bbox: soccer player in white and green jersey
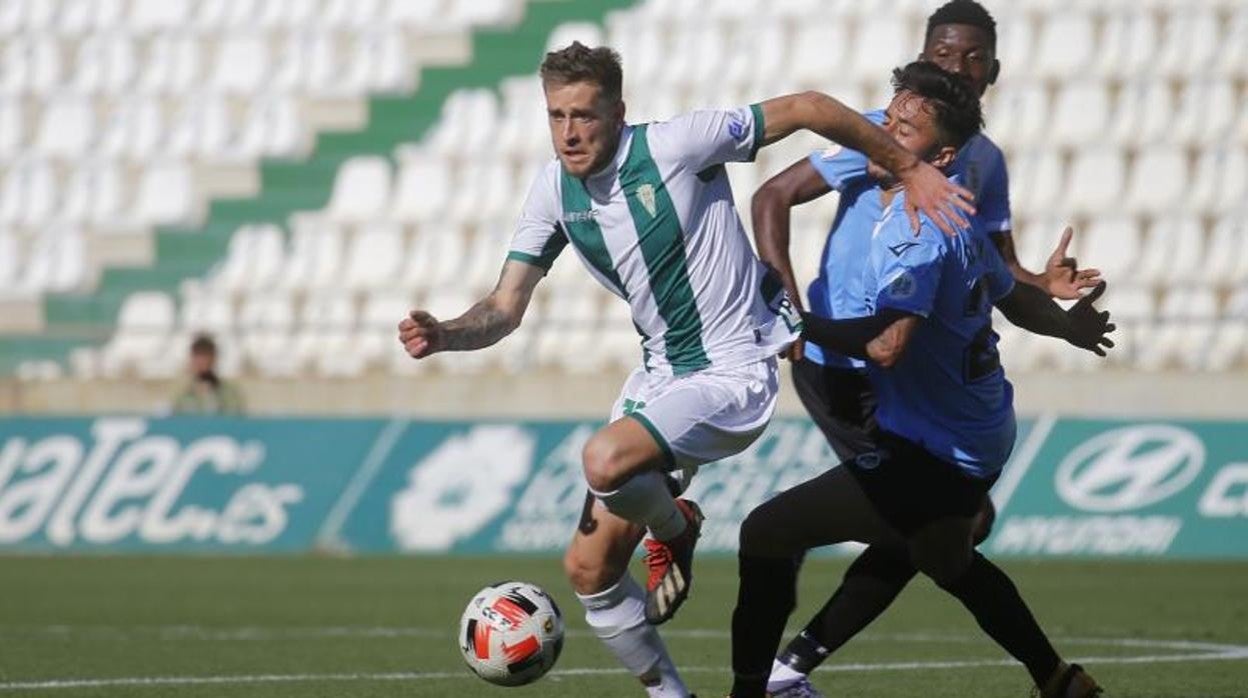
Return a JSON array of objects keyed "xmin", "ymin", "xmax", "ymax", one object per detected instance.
[{"xmin": 398, "ymin": 42, "xmax": 974, "ymax": 697}]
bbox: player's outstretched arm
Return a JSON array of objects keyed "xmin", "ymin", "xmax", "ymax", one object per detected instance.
[
  {"xmin": 398, "ymin": 260, "xmax": 545, "ymax": 359},
  {"xmin": 995, "ymin": 226, "xmax": 1103, "ymax": 300},
  {"xmin": 751, "ymin": 158, "xmax": 833, "ymax": 361},
  {"xmin": 995, "ymin": 280, "xmax": 1116, "ymax": 356},
  {"xmin": 757, "ymin": 92, "xmax": 975, "ymax": 235},
  {"xmin": 798, "ymin": 309, "xmax": 919, "ymax": 367}
]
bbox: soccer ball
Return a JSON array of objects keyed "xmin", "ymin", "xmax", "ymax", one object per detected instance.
[{"xmin": 458, "ymin": 581, "xmax": 565, "ymax": 686}]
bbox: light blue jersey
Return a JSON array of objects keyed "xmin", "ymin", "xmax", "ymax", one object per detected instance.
[
  {"xmin": 804, "ymin": 109, "xmax": 1012, "ymax": 368},
  {"xmin": 863, "ymin": 182, "xmax": 1017, "ymax": 477}
]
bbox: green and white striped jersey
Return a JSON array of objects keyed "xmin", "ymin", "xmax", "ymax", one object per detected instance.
[{"xmin": 508, "ymin": 105, "xmax": 801, "ymax": 376}]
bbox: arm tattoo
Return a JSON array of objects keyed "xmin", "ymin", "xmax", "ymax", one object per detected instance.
[{"xmin": 441, "ymin": 297, "xmax": 516, "ymax": 351}]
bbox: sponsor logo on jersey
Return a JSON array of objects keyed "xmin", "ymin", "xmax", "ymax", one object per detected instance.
[
  {"xmin": 1055, "ymin": 425, "xmax": 1205, "ymax": 513},
  {"xmin": 727, "ymin": 116, "xmax": 747, "ymax": 140},
  {"xmin": 562, "ymin": 209, "xmax": 598, "ymax": 223}
]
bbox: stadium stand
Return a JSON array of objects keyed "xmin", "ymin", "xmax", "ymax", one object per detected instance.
[{"xmin": 0, "ymin": 0, "xmax": 1245, "ymax": 392}]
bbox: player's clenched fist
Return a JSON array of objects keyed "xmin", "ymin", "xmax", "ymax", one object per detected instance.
[{"xmin": 398, "ymin": 310, "xmax": 443, "ymax": 359}]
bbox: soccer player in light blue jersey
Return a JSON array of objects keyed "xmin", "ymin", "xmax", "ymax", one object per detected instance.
[
  {"xmin": 753, "ymin": 3, "xmax": 1104, "ymax": 696},
  {"xmin": 729, "ymin": 62, "xmax": 1112, "ymax": 698}
]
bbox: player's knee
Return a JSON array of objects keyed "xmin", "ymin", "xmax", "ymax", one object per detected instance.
[
  {"xmin": 739, "ymin": 504, "xmax": 783, "ymax": 556},
  {"xmin": 912, "ymin": 546, "xmax": 972, "ymax": 588},
  {"xmin": 581, "ymin": 433, "xmax": 628, "ymax": 491}
]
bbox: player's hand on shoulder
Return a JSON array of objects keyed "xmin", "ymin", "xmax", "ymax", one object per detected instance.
[
  {"xmin": 900, "ymin": 160, "xmax": 975, "ymax": 237},
  {"xmin": 398, "ymin": 310, "xmax": 443, "ymax": 359},
  {"xmin": 1065, "ymin": 281, "xmax": 1116, "ymax": 357},
  {"xmin": 1044, "ymin": 226, "xmax": 1104, "ymax": 301}
]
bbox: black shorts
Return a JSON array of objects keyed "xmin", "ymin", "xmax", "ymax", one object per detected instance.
[
  {"xmin": 845, "ymin": 431, "xmax": 998, "ymax": 537},
  {"xmin": 791, "ymin": 357, "xmax": 878, "ymax": 460}
]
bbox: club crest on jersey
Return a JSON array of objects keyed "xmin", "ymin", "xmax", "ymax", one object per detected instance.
[
  {"xmin": 820, "ymin": 145, "xmax": 844, "ymax": 160},
  {"xmin": 885, "ymin": 271, "xmax": 917, "ymax": 300},
  {"xmin": 636, "ymin": 184, "xmax": 657, "ymax": 218}
]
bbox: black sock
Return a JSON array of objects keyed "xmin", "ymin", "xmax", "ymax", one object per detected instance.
[
  {"xmin": 731, "ymin": 553, "xmax": 798, "ymax": 698},
  {"xmin": 938, "ymin": 552, "xmax": 1062, "ymax": 686},
  {"xmin": 778, "ymin": 545, "xmax": 918, "ymax": 675}
]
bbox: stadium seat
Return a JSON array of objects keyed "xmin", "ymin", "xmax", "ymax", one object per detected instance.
[
  {"xmin": 239, "ymin": 292, "xmax": 296, "ymax": 377},
  {"xmin": 1207, "ymin": 286, "xmax": 1248, "ymax": 370},
  {"xmin": 97, "ymin": 291, "xmax": 176, "ymax": 378},
  {"xmin": 1124, "ymin": 147, "xmax": 1187, "ymax": 217},
  {"xmin": 58, "ymin": 159, "xmax": 124, "ymax": 225},
  {"xmin": 132, "ymin": 161, "xmax": 195, "ymax": 225},
  {"xmin": 0, "ymin": 157, "xmax": 56, "ymax": 226},
  {"xmin": 279, "ymin": 217, "xmax": 345, "ymax": 292},
  {"xmin": 1032, "ymin": 14, "xmax": 1095, "ymax": 80},
  {"xmin": 1155, "ymin": 9, "xmax": 1219, "ymax": 80},
  {"xmin": 1215, "ymin": 7, "xmax": 1248, "ymax": 79},
  {"xmin": 1009, "ymin": 150, "xmax": 1064, "ymax": 218},
  {"xmin": 1186, "ymin": 147, "xmax": 1247, "ymax": 217},
  {"xmin": 137, "ymin": 35, "xmax": 201, "ymax": 95},
  {"xmin": 327, "ymin": 156, "xmax": 392, "ymax": 223},
  {"xmin": 1078, "ymin": 217, "xmax": 1142, "ymax": 283},
  {"xmin": 1064, "ymin": 149, "xmax": 1125, "ymax": 216},
  {"xmin": 993, "ymin": 12, "xmax": 1035, "ymax": 80},
  {"xmin": 1101, "ymin": 284, "xmax": 1155, "ymax": 367},
  {"xmin": 390, "ymin": 158, "xmax": 452, "ymax": 224},
  {"xmin": 350, "ymin": 289, "xmax": 415, "ymax": 375},
  {"xmin": 848, "ymin": 17, "xmax": 910, "ymax": 84},
  {"xmin": 1169, "ymin": 80, "xmax": 1237, "ymax": 148},
  {"xmin": 36, "ymin": 95, "xmax": 95, "ymax": 157},
  {"xmin": 129, "ymin": 0, "xmax": 191, "ymax": 32},
  {"xmin": 983, "ymin": 83, "xmax": 1048, "ymax": 151},
  {"xmin": 342, "ymin": 222, "xmax": 405, "ymax": 292},
  {"xmin": 295, "ymin": 291, "xmax": 357, "ymax": 375},
  {"xmin": 1110, "ymin": 80, "xmax": 1174, "ymax": 148},
  {"xmin": 96, "ymin": 97, "xmax": 165, "ymax": 159},
  {"xmin": 166, "ymin": 94, "xmax": 233, "ymax": 159},
  {"xmin": 71, "ymin": 34, "xmax": 137, "ymax": 95},
  {"xmin": 1092, "ymin": 12, "xmax": 1156, "ymax": 80},
  {"xmin": 1048, "ymin": 81, "xmax": 1111, "ymax": 148},
  {"xmin": 211, "ymin": 224, "xmax": 286, "ymax": 294},
  {"xmin": 1206, "ymin": 215, "xmax": 1248, "ymax": 287},
  {"xmin": 787, "ymin": 21, "xmax": 849, "ymax": 90},
  {"xmin": 0, "ymin": 230, "xmax": 18, "ymax": 294},
  {"xmin": 1138, "ymin": 287, "xmax": 1218, "ymax": 371}
]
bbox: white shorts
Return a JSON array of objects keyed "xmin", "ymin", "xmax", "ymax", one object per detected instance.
[{"xmin": 609, "ymin": 356, "xmax": 780, "ymax": 481}]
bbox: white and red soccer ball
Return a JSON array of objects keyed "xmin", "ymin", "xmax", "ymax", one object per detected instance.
[{"xmin": 458, "ymin": 581, "xmax": 565, "ymax": 686}]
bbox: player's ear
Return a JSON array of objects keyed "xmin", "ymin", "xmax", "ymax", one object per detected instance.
[
  {"xmin": 931, "ymin": 145, "xmax": 958, "ymax": 170},
  {"xmin": 987, "ymin": 58, "xmax": 1000, "ymax": 86}
]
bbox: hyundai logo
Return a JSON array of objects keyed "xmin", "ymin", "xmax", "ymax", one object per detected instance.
[{"xmin": 1055, "ymin": 425, "xmax": 1205, "ymax": 513}]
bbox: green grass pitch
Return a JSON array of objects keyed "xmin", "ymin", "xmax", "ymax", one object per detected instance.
[{"xmin": 1, "ymin": 556, "xmax": 1246, "ymax": 697}]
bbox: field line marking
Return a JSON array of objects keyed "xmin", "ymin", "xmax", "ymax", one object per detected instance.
[
  {"xmin": 314, "ymin": 418, "xmax": 408, "ymax": 549},
  {"xmin": 991, "ymin": 412, "xmax": 1056, "ymax": 513},
  {"xmin": 7, "ymin": 625, "xmax": 1247, "ymax": 654},
  {"xmin": 2, "ymin": 647, "xmax": 1246, "ymax": 691}
]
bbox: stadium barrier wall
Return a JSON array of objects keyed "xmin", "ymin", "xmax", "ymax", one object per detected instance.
[{"xmin": 0, "ymin": 416, "xmax": 1244, "ymax": 558}]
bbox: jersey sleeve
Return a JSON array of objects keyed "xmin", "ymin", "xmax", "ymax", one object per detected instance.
[
  {"xmin": 506, "ymin": 165, "xmax": 568, "ymax": 273},
  {"xmin": 982, "ymin": 234, "xmax": 1016, "ymax": 301},
  {"xmin": 647, "ymin": 105, "xmax": 765, "ymax": 173},
  {"xmin": 807, "ymin": 146, "xmax": 867, "ymax": 192},
  {"xmin": 870, "ymin": 220, "xmax": 945, "ymax": 318},
  {"xmin": 805, "ymin": 108, "xmax": 884, "ymax": 191},
  {"xmin": 977, "ymin": 144, "xmax": 1012, "ymax": 235}
]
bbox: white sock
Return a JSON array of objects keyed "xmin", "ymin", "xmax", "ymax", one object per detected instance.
[
  {"xmin": 578, "ymin": 575, "xmax": 690, "ymax": 697},
  {"xmin": 591, "ymin": 471, "xmax": 688, "ymax": 541},
  {"xmin": 768, "ymin": 658, "xmax": 807, "ymax": 691}
]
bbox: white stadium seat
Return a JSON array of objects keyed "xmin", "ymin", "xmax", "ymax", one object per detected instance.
[
  {"xmin": 98, "ymin": 291, "xmax": 176, "ymax": 378},
  {"xmin": 342, "ymin": 222, "xmax": 405, "ymax": 292},
  {"xmin": 1124, "ymin": 148, "xmax": 1187, "ymax": 217},
  {"xmin": 327, "ymin": 156, "xmax": 392, "ymax": 223},
  {"xmin": 1032, "ymin": 14, "xmax": 1095, "ymax": 80},
  {"xmin": 132, "ymin": 161, "xmax": 195, "ymax": 225},
  {"xmin": 1048, "ymin": 81, "xmax": 1111, "ymax": 148},
  {"xmin": 36, "ymin": 95, "xmax": 95, "ymax": 157},
  {"xmin": 1064, "ymin": 149, "xmax": 1125, "ymax": 216},
  {"xmin": 1092, "ymin": 12, "xmax": 1156, "ymax": 80}
]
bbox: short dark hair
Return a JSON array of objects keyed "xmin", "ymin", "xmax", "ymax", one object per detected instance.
[
  {"xmin": 926, "ymin": 0, "xmax": 997, "ymax": 49},
  {"xmin": 891, "ymin": 61, "xmax": 983, "ymax": 149},
  {"xmin": 539, "ymin": 41, "xmax": 623, "ymax": 104},
  {"xmin": 190, "ymin": 334, "xmax": 217, "ymax": 356}
]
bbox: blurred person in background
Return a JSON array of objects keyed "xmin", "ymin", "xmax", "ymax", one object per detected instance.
[{"xmin": 171, "ymin": 334, "xmax": 244, "ymax": 416}]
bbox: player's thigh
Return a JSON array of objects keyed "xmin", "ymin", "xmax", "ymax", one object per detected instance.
[
  {"xmin": 791, "ymin": 359, "xmax": 878, "ymax": 461},
  {"xmin": 907, "ymin": 515, "xmax": 977, "ymax": 587},
  {"xmin": 564, "ymin": 492, "xmax": 647, "ymax": 594},
  {"xmin": 739, "ymin": 464, "xmax": 901, "ymax": 557}
]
